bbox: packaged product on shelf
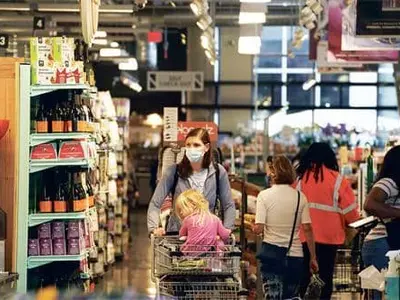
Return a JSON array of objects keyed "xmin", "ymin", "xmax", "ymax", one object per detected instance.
[
  {"xmin": 52, "ymin": 37, "xmax": 75, "ymax": 68},
  {"xmin": 52, "ymin": 222, "xmax": 66, "ymax": 239},
  {"xmin": 67, "ymin": 220, "xmax": 84, "ymax": 239},
  {"xmin": 39, "ymin": 238, "xmax": 53, "ymax": 256},
  {"xmin": 59, "ymin": 141, "xmax": 88, "ymax": 160},
  {"xmin": 30, "ymin": 37, "xmax": 56, "ymax": 85},
  {"xmin": 68, "ymin": 237, "xmax": 85, "ymax": 255},
  {"xmin": 115, "ymin": 217, "xmax": 122, "ymax": 235},
  {"xmin": 30, "ymin": 143, "xmax": 57, "ymax": 160},
  {"xmin": 35, "ymin": 105, "xmax": 48, "ymax": 133},
  {"xmin": 115, "ymin": 199, "xmax": 122, "ymax": 215},
  {"xmin": 53, "ymin": 238, "xmax": 67, "ymax": 255},
  {"xmin": 28, "ymin": 239, "xmax": 40, "ymax": 256},
  {"xmin": 39, "ymin": 189, "xmax": 52, "ymax": 213},
  {"xmin": 38, "ymin": 223, "xmax": 52, "ymax": 239},
  {"xmin": 114, "ymin": 235, "xmax": 122, "ymax": 254}
]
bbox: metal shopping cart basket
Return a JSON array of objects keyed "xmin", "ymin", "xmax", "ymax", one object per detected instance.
[
  {"xmin": 151, "ymin": 235, "xmax": 242, "ymax": 278},
  {"xmin": 151, "ymin": 235, "xmax": 245, "ymax": 299},
  {"xmin": 333, "ymin": 249, "xmax": 362, "ymax": 293}
]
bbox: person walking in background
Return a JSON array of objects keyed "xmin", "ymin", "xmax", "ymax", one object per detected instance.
[
  {"xmin": 363, "ymin": 146, "xmax": 400, "ymax": 299},
  {"xmin": 254, "ymin": 155, "xmax": 318, "ymax": 300},
  {"xmin": 147, "ymin": 128, "xmax": 235, "ymax": 236},
  {"xmin": 296, "ymin": 142, "xmax": 360, "ymax": 299}
]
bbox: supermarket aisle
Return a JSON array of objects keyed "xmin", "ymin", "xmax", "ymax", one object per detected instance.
[{"xmin": 96, "ymin": 208, "xmax": 155, "ymax": 297}]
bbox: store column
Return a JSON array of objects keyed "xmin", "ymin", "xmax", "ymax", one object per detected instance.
[
  {"xmin": 218, "ymin": 27, "xmax": 253, "ymax": 133},
  {"xmin": 186, "ymin": 26, "xmax": 215, "ymax": 121}
]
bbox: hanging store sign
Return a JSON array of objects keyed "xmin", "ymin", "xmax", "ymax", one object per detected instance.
[
  {"xmin": 33, "ymin": 16, "xmax": 46, "ymax": 30},
  {"xmin": 0, "ymin": 34, "xmax": 9, "ymax": 49},
  {"xmin": 328, "ymin": 0, "xmax": 398, "ymax": 63},
  {"xmin": 356, "ymin": 0, "xmax": 400, "ymax": 37},
  {"xmin": 147, "ymin": 71, "xmax": 204, "ymax": 92},
  {"xmin": 163, "ymin": 107, "xmax": 178, "ymax": 143},
  {"xmin": 177, "ymin": 122, "xmax": 218, "ymax": 142}
]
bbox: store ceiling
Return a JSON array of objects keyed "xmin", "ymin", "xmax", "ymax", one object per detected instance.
[{"xmin": 0, "ymin": 0, "xmax": 303, "ymax": 43}]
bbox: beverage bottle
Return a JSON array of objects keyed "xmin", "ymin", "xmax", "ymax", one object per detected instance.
[{"xmin": 36, "ymin": 104, "xmax": 48, "ymax": 133}]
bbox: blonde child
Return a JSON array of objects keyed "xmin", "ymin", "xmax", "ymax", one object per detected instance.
[{"xmin": 175, "ymin": 189, "xmax": 231, "ymax": 253}]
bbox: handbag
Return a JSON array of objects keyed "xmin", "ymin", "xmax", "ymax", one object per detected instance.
[
  {"xmin": 256, "ymin": 191, "xmax": 301, "ymax": 274},
  {"xmin": 383, "ymin": 218, "xmax": 400, "ymax": 250}
]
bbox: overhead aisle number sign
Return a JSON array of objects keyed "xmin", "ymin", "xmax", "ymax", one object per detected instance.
[{"xmin": 147, "ymin": 71, "xmax": 204, "ymax": 92}]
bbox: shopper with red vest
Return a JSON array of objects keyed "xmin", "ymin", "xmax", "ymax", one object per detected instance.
[{"xmin": 295, "ymin": 143, "xmax": 359, "ymax": 299}]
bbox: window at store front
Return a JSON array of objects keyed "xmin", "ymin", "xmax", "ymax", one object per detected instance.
[{"xmin": 253, "ymin": 26, "xmax": 399, "ymax": 140}]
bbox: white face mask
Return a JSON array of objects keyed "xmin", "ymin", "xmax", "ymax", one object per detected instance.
[{"xmin": 186, "ymin": 148, "xmax": 205, "ymax": 163}]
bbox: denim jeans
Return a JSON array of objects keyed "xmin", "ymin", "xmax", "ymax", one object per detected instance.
[
  {"xmin": 362, "ymin": 238, "xmax": 389, "ymax": 300},
  {"xmin": 260, "ymin": 256, "xmax": 303, "ymax": 300}
]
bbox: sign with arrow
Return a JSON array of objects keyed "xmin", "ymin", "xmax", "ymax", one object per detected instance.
[{"xmin": 147, "ymin": 71, "xmax": 204, "ymax": 92}]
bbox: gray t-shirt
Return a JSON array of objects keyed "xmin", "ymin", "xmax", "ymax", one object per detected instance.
[{"xmin": 188, "ymin": 168, "xmax": 208, "ymax": 194}]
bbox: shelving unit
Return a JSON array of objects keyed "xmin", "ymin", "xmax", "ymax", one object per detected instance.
[{"xmin": 16, "ymin": 65, "xmax": 97, "ymax": 293}]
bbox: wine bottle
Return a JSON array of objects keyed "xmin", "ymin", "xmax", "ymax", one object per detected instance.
[
  {"xmin": 39, "ymin": 184, "xmax": 52, "ymax": 213},
  {"xmin": 36, "ymin": 105, "xmax": 48, "ymax": 133},
  {"xmin": 86, "ymin": 173, "xmax": 94, "ymax": 207},
  {"xmin": 81, "ymin": 97, "xmax": 90, "ymax": 132},
  {"xmin": 52, "ymin": 104, "xmax": 64, "ymax": 133},
  {"xmin": 72, "ymin": 173, "xmax": 82, "ymax": 212},
  {"xmin": 47, "ymin": 106, "xmax": 53, "ymax": 133},
  {"xmin": 53, "ymin": 170, "xmax": 67, "ymax": 213}
]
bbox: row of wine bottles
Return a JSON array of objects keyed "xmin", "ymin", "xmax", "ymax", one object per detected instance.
[
  {"xmin": 31, "ymin": 168, "xmax": 95, "ymax": 214},
  {"xmin": 35, "ymin": 93, "xmax": 95, "ymax": 134}
]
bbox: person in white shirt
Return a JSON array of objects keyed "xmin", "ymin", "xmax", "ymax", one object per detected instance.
[{"xmin": 254, "ymin": 155, "xmax": 318, "ymax": 300}]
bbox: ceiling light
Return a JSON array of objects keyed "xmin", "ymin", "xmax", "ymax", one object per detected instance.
[
  {"xmin": 92, "ymin": 39, "xmax": 108, "ymax": 45},
  {"xmin": 110, "ymin": 41, "xmax": 119, "ymax": 48},
  {"xmin": 144, "ymin": 113, "xmax": 163, "ymax": 127},
  {"xmin": 118, "ymin": 58, "xmax": 138, "ymax": 71},
  {"xmin": 302, "ymin": 78, "xmax": 316, "ymax": 91},
  {"xmin": 239, "ymin": 12, "xmax": 266, "ymax": 24},
  {"xmin": 98, "ymin": 7, "xmax": 134, "ymax": 13},
  {"xmin": 100, "ymin": 48, "xmax": 122, "ymax": 57},
  {"xmin": 196, "ymin": 14, "xmax": 212, "ymax": 30},
  {"xmin": 239, "ymin": 3, "xmax": 266, "ymax": 24},
  {"xmin": 94, "ymin": 31, "xmax": 107, "ymax": 38},
  {"xmin": 238, "ymin": 36, "xmax": 261, "ymax": 55}
]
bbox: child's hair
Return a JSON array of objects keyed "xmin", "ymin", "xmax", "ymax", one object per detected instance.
[{"xmin": 175, "ymin": 189, "xmax": 211, "ymax": 226}]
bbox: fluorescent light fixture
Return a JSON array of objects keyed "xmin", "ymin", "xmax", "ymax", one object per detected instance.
[
  {"xmin": 98, "ymin": 6, "xmax": 134, "ymax": 13},
  {"xmin": 240, "ymin": 0, "xmax": 270, "ymax": 2},
  {"xmin": 118, "ymin": 58, "xmax": 138, "ymax": 71},
  {"xmin": 92, "ymin": 39, "xmax": 108, "ymax": 45},
  {"xmin": 110, "ymin": 41, "xmax": 119, "ymax": 48},
  {"xmin": 238, "ymin": 36, "xmax": 261, "ymax": 55},
  {"xmin": 196, "ymin": 15, "xmax": 212, "ymax": 30},
  {"xmin": 302, "ymin": 78, "xmax": 316, "ymax": 91},
  {"xmin": 100, "ymin": 48, "xmax": 122, "ymax": 57},
  {"xmin": 200, "ymin": 28, "xmax": 213, "ymax": 49},
  {"xmin": 94, "ymin": 31, "xmax": 107, "ymax": 38},
  {"xmin": 239, "ymin": 3, "xmax": 266, "ymax": 24},
  {"xmin": 144, "ymin": 113, "xmax": 162, "ymax": 127}
]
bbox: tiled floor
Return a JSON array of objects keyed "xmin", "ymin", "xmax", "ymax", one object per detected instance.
[{"xmin": 96, "ymin": 207, "xmax": 156, "ymax": 297}]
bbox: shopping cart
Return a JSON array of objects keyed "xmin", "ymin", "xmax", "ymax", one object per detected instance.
[
  {"xmin": 151, "ymin": 235, "xmax": 246, "ymax": 299},
  {"xmin": 333, "ymin": 249, "xmax": 362, "ymax": 293}
]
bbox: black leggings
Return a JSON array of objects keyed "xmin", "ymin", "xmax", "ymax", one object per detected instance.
[{"xmin": 300, "ymin": 243, "xmax": 338, "ymax": 300}]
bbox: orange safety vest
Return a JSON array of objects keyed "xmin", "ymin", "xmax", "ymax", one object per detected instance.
[{"xmin": 295, "ymin": 166, "xmax": 359, "ymax": 245}]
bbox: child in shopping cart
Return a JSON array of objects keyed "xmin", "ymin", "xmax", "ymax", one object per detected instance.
[{"xmin": 175, "ymin": 189, "xmax": 232, "ymax": 255}]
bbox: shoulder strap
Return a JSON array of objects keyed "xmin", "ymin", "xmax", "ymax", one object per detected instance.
[
  {"xmin": 287, "ymin": 191, "xmax": 301, "ymax": 256},
  {"xmin": 215, "ymin": 163, "xmax": 220, "ymax": 201},
  {"xmin": 170, "ymin": 165, "xmax": 179, "ymax": 199}
]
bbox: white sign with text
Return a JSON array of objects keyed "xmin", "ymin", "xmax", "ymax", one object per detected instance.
[{"xmin": 147, "ymin": 71, "xmax": 204, "ymax": 92}]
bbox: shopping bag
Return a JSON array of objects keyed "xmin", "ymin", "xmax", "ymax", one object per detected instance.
[{"xmin": 303, "ymin": 274, "xmax": 325, "ymax": 300}]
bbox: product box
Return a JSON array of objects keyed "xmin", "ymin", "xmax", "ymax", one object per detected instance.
[
  {"xmin": 68, "ymin": 237, "xmax": 85, "ymax": 255},
  {"xmin": 28, "ymin": 239, "xmax": 40, "ymax": 256},
  {"xmin": 52, "ymin": 37, "xmax": 75, "ymax": 68},
  {"xmin": 67, "ymin": 220, "xmax": 84, "ymax": 239},
  {"xmin": 52, "ymin": 222, "xmax": 66, "ymax": 239},
  {"xmin": 53, "ymin": 238, "xmax": 67, "ymax": 255},
  {"xmin": 30, "ymin": 143, "xmax": 57, "ymax": 160},
  {"xmin": 39, "ymin": 238, "xmax": 53, "ymax": 256},
  {"xmin": 30, "ymin": 37, "xmax": 55, "ymax": 85},
  {"xmin": 59, "ymin": 141, "xmax": 88, "ymax": 160},
  {"xmin": 38, "ymin": 223, "xmax": 52, "ymax": 239}
]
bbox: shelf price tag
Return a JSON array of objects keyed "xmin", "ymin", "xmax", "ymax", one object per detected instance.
[
  {"xmin": 33, "ymin": 16, "xmax": 46, "ymax": 30},
  {"xmin": 0, "ymin": 34, "xmax": 9, "ymax": 49}
]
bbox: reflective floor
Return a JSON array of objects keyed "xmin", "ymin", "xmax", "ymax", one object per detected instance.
[{"xmin": 96, "ymin": 207, "xmax": 156, "ymax": 297}]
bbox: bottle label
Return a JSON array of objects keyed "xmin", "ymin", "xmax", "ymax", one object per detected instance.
[
  {"xmin": 88, "ymin": 196, "xmax": 94, "ymax": 207},
  {"xmin": 52, "ymin": 121, "xmax": 64, "ymax": 133},
  {"xmin": 82, "ymin": 198, "xmax": 89, "ymax": 210},
  {"xmin": 73, "ymin": 200, "xmax": 82, "ymax": 212},
  {"xmin": 53, "ymin": 201, "xmax": 67, "ymax": 213},
  {"xmin": 77, "ymin": 121, "xmax": 86, "ymax": 132},
  {"xmin": 39, "ymin": 201, "xmax": 52, "ymax": 213},
  {"xmin": 65, "ymin": 120, "xmax": 73, "ymax": 132},
  {"xmin": 36, "ymin": 121, "xmax": 48, "ymax": 133}
]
